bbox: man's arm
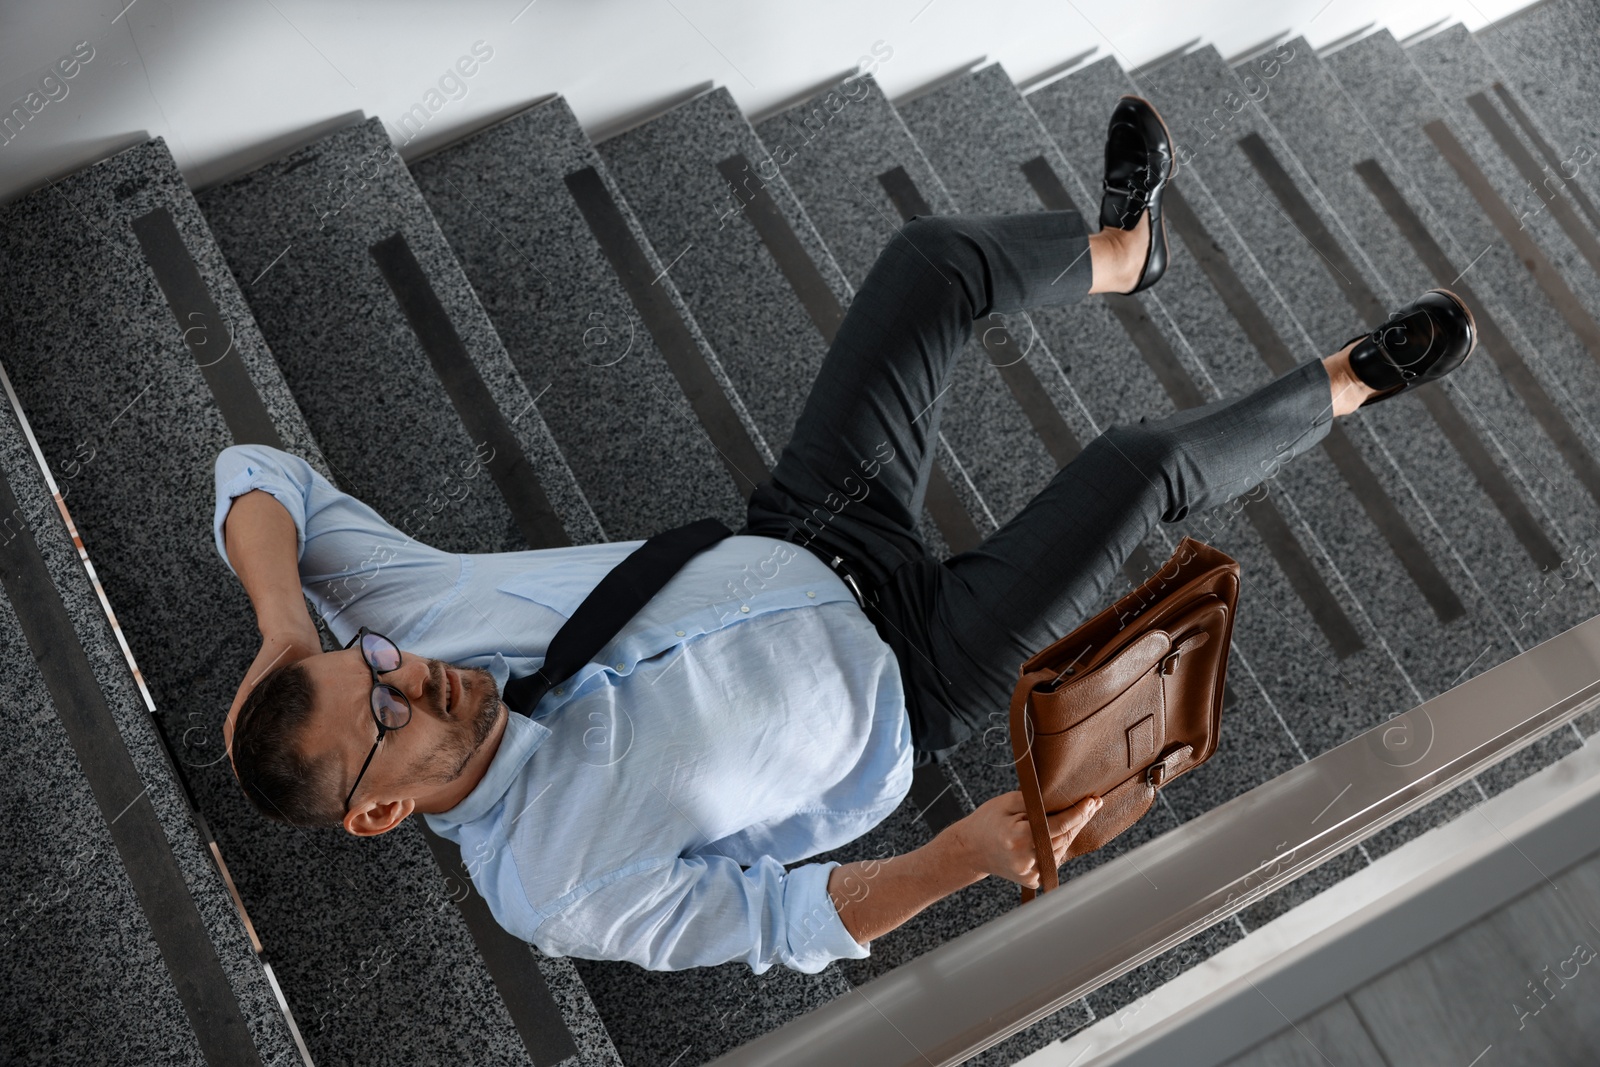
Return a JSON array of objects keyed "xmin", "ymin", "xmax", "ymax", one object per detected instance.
[
  {"xmin": 221, "ymin": 489, "xmax": 323, "ymax": 752},
  {"xmin": 827, "ymin": 790, "xmax": 1103, "ymax": 945}
]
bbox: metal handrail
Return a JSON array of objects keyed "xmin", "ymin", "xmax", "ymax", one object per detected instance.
[{"xmin": 710, "ymin": 613, "xmax": 1600, "ymax": 1067}]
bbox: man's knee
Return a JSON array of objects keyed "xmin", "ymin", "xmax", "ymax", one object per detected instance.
[
  {"xmin": 1102, "ymin": 421, "xmax": 1184, "ymax": 473},
  {"xmin": 896, "ymin": 216, "xmax": 983, "ymax": 297},
  {"xmin": 1099, "ymin": 422, "xmax": 1192, "ymax": 520}
]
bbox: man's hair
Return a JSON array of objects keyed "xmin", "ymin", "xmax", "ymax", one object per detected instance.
[{"xmin": 231, "ymin": 661, "xmax": 346, "ymax": 829}]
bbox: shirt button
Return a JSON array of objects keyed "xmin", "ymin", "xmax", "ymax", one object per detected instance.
[
  {"xmin": 615, "ymin": 662, "xmax": 625, "ymax": 671},
  {"xmin": 554, "ymin": 686, "xmax": 564, "ymax": 696},
  {"xmin": 806, "ymin": 591, "xmax": 816, "ymax": 598},
  {"xmin": 675, "ymin": 630, "xmax": 685, "ymax": 636},
  {"xmin": 740, "ymin": 604, "xmax": 750, "ymax": 613}
]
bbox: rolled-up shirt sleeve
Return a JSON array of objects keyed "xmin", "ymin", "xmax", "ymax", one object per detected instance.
[
  {"xmin": 212, "ymin": 443, "xmax": 320, "ymax": 574},
  {"xmin": 529, "ymin": 855, "xmax": 871, "ymax": 974},
  {"xmin": 212, "ymin": 443, "xmax": 456, "ymax": 635}
]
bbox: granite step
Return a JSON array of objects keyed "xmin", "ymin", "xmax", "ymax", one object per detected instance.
[
  {"xmin": 0, "ymin": 130, "xmax": 610, "ymax": 1067},
  {"xmin": 195, "ymin": 117, "xmax": 625, "ymax": 1066},
  {"xmin": 1117, "ymin": 43, "xmax": 1595, "ymax": 823},
  {"xmin": 0, "ymin": 385, "xmax": 301, "ymax": 1064},
  {"xmin": 1027, "ymin": 51, "xmax": 1529, "ymax": 880},
  {"xmin": 409, "ymin": 96, "xmax": 754, "ymax": 542},
  {"xmin": 1034, "ymin": 48, "xmax": 1490, "ymax": 927},
  {"xmin": 893, "ymin": 61, "xmax": 1462, "ymax": 1051},
  {"xmin": 595, "ymin": 86, "xmax": 971, "ymax": 562},
  {"xmin": 1405, "ymin": 24, "xmax": 1600, "ymax": 367},
  {"xmin": 1234, "ymin": 35, "xmax": 1598, "ymax": 778},
  {"xmin": 0, "ymin": 137, "xmax": 357, "ymax": 1063},
  {"xmin": 197, "ymin": 116, "xmax": 604, "ymax": 556},
  {"xmin": 1329, "ymin": 27, "xmax": 1600, "ymax": 671},
  {"xmin": 467, "ymin": 84, "xmax": 971, "ymax": 1067},
  {"xmin": 1474, "ymin": 0, "xmax": 1600, "ymax": 220}
]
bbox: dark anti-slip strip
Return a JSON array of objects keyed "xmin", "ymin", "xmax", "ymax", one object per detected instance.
[
  {"xmin": 369, "ymin": 232, "xmax": 570, "ymax": 550},
  {"xmin": 0, "ymin": 467, "xmax": 262, "ymax": 1067},
  {"xmin": 1357, "ymin": 158, "xmax": 1600, "ymax": 510},
  {"xmin": 564, "ymin": 165, "xmax": 771, "ymax": 498},
  {"xmin": 1489, "ymin": 83, "xmax": 1600, "ymax": 240},
  {"xmin": 877, "ymin": 164, "xmax": 1153, "ymax": 581},
  {"xmin": 418, "ymin": 824, "xmax": 580, "ymax": 1065},
  {"xmin": 1424, "ymin": 119, "xmax": 1600, "ymax": 359},
  {"xmin": 717, "ymin": 154, "xmax": 846, "ymax": 342},
  {"xmin": 1237, "ymin": 131, "xmax": 1562, "ymax": 573},
  {"xmin": 130, "ymin": 207, "xmax": 283, "ymax": 450},
  {"xmin": 713, "ymin": 153, "xmax": 982, "ymax": 559},
  {"xmin": 1466, "ymin": 93, "xmax": 1600, "ymax": 281},
  {"xmin": 1019, "ymin": 156, "xmax": 1350, "ymax": 629},
  {"xmin": 1161, "ymin": 183, "xmax": 1465, "ymax": 624}
]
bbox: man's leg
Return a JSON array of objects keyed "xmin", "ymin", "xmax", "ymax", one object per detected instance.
[
  {"xmin": 741, "ymin": 211, "xmax": 1096, "ymax": 586},
  {"xmin": 890, "ymin": 355, "xmax": 1337, "ymax": 761}
]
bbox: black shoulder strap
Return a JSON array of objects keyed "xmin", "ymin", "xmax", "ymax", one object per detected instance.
[{"xmin": 501, "ymin": 517, "xmax": 733, "ymax": 717}]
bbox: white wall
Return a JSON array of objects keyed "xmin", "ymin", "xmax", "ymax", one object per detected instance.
[{"xmin": 0, "ymin": 0, "xmax": 1538, "ymax": 204}]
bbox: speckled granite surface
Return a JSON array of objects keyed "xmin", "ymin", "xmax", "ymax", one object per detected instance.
[
  {"xmin": 1243, "ymin": 37, "xmax": 1592, "ymax": 774},
  {"xmin": 197, "ymin": 115, "xmax": 603, "ymax": 555},
  {"xmin": 1407, "ymin": 24, "xmax": 1600, "ymax": 330},
  {"xmin": 1476, "ymin": 0, "xmax": 1600, "ymax": 215},
  {"xmin": 1117, "ymin": 42, "xmax": 1586, "ymax": 698},
  {"xmin": 1025, "ymin": 53, "xmax": 1545, "ymax": 924},
  {"xmin": 596, "ymin": 87, "xmax": 841, "ymax": 461},
  {"xmin": 1328, "ymin": 27, "xmax": 1600, "ymax": 748},
  {"xmin": 411, "ymin": 97, "xmax": 749, "ymax": 541},
  {"xmin": 592, "ymin": 87, "xmax": 959, "ymax": 553},
  {"xmin": 0, "ymin": 136, "xmax": 543, "ymax": 1067},
  {"xmin": 0, "ymin": 405, "xmax": 295, "ymax": 1065}
]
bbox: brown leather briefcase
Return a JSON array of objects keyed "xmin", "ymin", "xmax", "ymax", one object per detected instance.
[{"xmin": 1008, "ymin": 537, "xmax": 1240, "ymax": 903}]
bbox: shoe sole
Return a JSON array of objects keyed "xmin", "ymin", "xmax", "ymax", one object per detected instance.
[{"xmin": 1426, "ymin": 287, "xmax": 1479, "ymax": 361}]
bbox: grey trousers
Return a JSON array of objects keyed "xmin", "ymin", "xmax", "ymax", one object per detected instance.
[{"xmin": 739, "ymin": 211, "xmax": 1334, "ymax": 767}]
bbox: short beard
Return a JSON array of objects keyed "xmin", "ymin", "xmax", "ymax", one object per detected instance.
[{"xmin": 415, "ymin": 663, "xmax": 501, "ymax": 786}]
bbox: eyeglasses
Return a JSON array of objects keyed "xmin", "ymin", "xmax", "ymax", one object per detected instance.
[{"xmin": 343, "ymin": 627, "xmax": 413, "ymax": 813}]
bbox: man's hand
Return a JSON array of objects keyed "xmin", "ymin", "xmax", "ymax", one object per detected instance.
[
  {"xmin": 222, "ymin": 625, "xmax": 324, "ymax": 763},
  {"xmin": 945, "ymin": 790, "xmax": 1102, "ymax": 890}
]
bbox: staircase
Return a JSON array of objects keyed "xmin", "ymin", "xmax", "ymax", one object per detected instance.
[{"xmin": 4, "ymin": 2, "xmax": 1600, "ymax": 1062}]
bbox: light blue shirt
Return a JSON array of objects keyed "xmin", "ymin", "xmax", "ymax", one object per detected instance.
[{"xmin": 213, "ymin": 443, "xmax": 914, "ymax": 973}]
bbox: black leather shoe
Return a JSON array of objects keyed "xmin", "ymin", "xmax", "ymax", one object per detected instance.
[
  {"xmin": 1100, "ymin": 95, "xmax": 1177, "ymax": 294},
  {"xmin": 1346, "ymin": 289, "xmax": 1477, "ymax": 408}
]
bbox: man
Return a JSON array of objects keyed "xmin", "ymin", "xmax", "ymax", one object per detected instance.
[{"xmin": 220, "ymin": 97, "xmax": 1476, "ymax": 974}]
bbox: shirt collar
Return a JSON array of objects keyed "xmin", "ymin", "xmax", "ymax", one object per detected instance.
[{"xmin": 425, "ymin": 654, "xmax": 549, "ymax": 828}]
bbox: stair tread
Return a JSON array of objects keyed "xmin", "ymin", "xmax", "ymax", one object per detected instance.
[
  {"xmin": 1246, "ymin": 37, "xmax": 1600, "ymax": 646},
  {"xmin": 1324, "ymin": 29, "xmax": 1600, "ymax": 696},
  {"xmin": 0, "ymin": 137, "xmax": 314, "ymax": 1067},
  {"xmin": 0, "ymin": 413, "xmax": 295, "ymax": 1065},
  {"xmin": 1402, "ymin": 25, "xmax": 1600, "ymax": 362},
  {"xmin": 1133, "ymin": 44, "xmax": 1598, "ymax": 656},
  {"xmin": 197, "ymin": 116, "xmax": 603, "ymax": 554},
  {"xmin": 196, "ymin": 118, "xmax": 624, "ymax": 1066},
  {"xmin": 411, "ymin": 97, "xmax": 752, "ymax": 541},
  {"xmin": 1475, "ymin": 0, "xmax": 1600, "ymax": 213},
  {"xmin": 1026, "ymin": 53, "xmax": 1532, "ymax": 924}
]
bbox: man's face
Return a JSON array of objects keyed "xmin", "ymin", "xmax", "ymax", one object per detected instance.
[{"xmin": 296, "ymin": 643, "xmax": 502, "ymax": 821}]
